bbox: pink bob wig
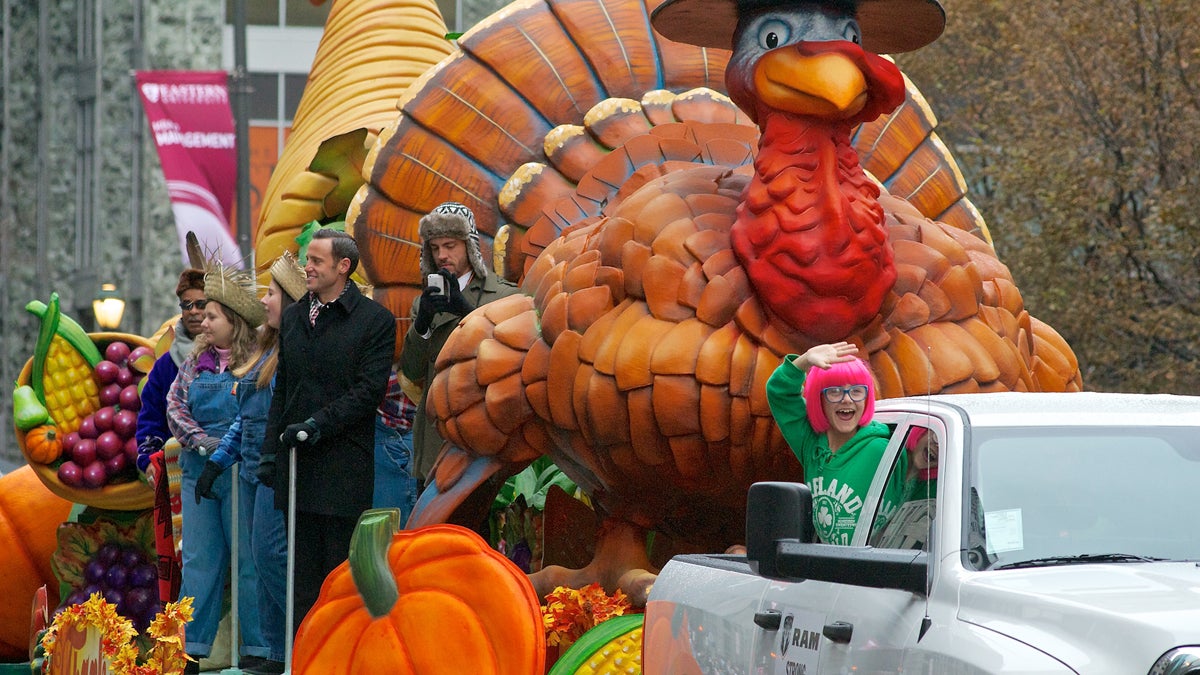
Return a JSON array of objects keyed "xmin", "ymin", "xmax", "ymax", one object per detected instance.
[
  {"xmin": 802, "ymin": 358, "xmax": 877, "ymax": 433},
  {"xmin": 905, "ymin": 426, "xmax": 929, "ymax": 451}
]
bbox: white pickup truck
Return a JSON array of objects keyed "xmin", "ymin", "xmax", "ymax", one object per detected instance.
[{"xmin": 643, "ymin": 392, "xmax": 1200, "ymax": 675}]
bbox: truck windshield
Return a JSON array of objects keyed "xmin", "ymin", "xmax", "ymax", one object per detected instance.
[{"xmin": 964, "ymin": 426, "xmax": 1200, "ymax": 571}]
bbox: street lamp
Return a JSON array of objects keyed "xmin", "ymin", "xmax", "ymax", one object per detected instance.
[{"xmin": 93, "ymin": 283, "xmax": 126, "ymax": 330}]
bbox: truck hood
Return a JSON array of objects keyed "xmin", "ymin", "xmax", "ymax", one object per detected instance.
[{"xmin": 957, "ymin": 563, "xmax": 1200, "ymax": 672}]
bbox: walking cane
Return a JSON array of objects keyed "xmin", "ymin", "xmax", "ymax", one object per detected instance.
[
  {"xmin": 283, "ymin": 432, "xmax": 304, "ymax": 674},
  {"xmin": 223, "ymin": 462, "xmax": 242, "ymax": 674}
]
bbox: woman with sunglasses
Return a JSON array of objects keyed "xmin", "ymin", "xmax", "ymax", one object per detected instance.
[
  {"xmin": 135, "ymin": 268, "xmax": 208, "ymax": 482},
  {"xmin": 766, "ymin": 341, "xmax": 906, "ymax": 545}
]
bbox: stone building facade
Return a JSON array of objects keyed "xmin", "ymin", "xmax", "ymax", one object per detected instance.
[
  {"xmin": 0, "ymin": 0, "xmax": 225, "ymax": 466},
  {"xmin": 0, "ymin": 0, "xmax": 508, "ymax": 468}
]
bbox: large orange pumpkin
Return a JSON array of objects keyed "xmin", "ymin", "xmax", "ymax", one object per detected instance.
[
  {"xmin": 293, "ymin": 510, "xmax": 545, "ymax": 674},
  {"xmin": 0, "ymin": 465, "xmax": 73, "ymax": 661}
]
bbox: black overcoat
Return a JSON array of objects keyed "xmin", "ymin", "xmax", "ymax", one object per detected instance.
[{"xmin": 263, "ymin": 282, "xmax": 395, "ymax": 516}]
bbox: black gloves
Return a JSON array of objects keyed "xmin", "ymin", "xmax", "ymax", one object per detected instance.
[
  {"xmin": 256, "ymin": 458, "xmax": 275, "ymax": 488},
  {"xmin": 280, "ymin": 418, "xmax": 319, "ymax": 447},
  {"xmin": 414, "ymin": 269, "xmax": 476, "ymax": 335},
  {"xmin": 195, "ymin": 460, "xmax": 223, "ymax": 504},
  {"xmin": 413, "ymin": 286, "xmax": 442, "ymax": 335},
  {"xmin": 439, "ymin": 268, "xmax": 475, "ymax": 318}
]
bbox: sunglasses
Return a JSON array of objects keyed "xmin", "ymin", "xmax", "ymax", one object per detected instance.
[
  {"xmin": 822, "ymin": 385, "xmax": 869, "ymax": 403},
  {"xmin": 179, "ymin": 299, "xmax": 209, "ymax": 311}
]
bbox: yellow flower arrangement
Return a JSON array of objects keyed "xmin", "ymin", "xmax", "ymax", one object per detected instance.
[
  {"xmin": 541, "ymin": 583, "xmax": 634, "ymax": 649},
  {"xmin": 41, "ymin": 593, "xmax": 194, "ymax": 675}
]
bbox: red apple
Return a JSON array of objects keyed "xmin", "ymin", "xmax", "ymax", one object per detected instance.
[
  {"xmin": 58, "ymin": 461, "xmax": 84, "ymax": 487},
  {"xmin": 96, "ymin": 431, "xmax": 124, "ymax": 460},
  {"xmin": 94, "ymin": 360, "xmax": 120, "ymax": 385},
  {"xmin": 116, "ymin": 367, "xmax": 136, "ymax": 388},
  {"xmin": 93, "ymin": 406, "xmax": 115, "ymax": 433},
  {"xmin": 104, "ymin": 341, "xmax": 131, "ymax": 365},
  {"xmin": 113, "ymin": 409, "xmax": 138, "ymax": 439},
  {"xmin": 104, "ymin": 453, "xmax": 128, "ymax": 481},
  {"xmin": 128, "ymin": 347, "xmax": 155, "ymax": 373},
  {"xmin": 82, "ymin": 461, "xmax": 108, "ymax": 488},
  {"xmin": 77, "ymin": 416, "xmax": 98, "ymax": 440},
  {"xmin": 99, "ymin": 383, "xmax": 122, "ymax": 407},
  {"xmin": 72, "ymin": 438, "xmax": 97, "ymax": 466},
  {"xmin": 118, "ymin": 385, "xmax": 141, "ymax": 413}
]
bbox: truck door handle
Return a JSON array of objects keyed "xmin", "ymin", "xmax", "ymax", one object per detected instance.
[
  {"xmin": 823, "ymin": 621, "xmax": 853, "ymax": 643},
  {"xmin": 753, "ymin": 610, "xmax": 782, "ymax": 630}
]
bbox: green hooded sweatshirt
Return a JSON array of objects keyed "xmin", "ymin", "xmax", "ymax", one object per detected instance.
[{"xmin": 767, "ymin": 355, "xmax": 905, "ymax": 545}]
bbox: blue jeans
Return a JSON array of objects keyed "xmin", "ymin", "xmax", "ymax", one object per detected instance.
[
  {"xmin": 179, "ymin": 452, "xmax": 266, "ymax": 657},
  {"xmin": 373, "ymin": 417, "xmax": 417, "ymax": 526},
  {"xmin": 251, "ymin": 481, "xmax": 287, "ymax": 661},
  {"xmin": 178, "ymin": 368, "xmax": 266, "ymax": 658}
]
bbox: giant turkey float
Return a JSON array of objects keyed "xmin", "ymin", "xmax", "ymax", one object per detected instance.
[{"xmin": 3, "ymin": 0, "xmax": 1082, "ymax": 671}]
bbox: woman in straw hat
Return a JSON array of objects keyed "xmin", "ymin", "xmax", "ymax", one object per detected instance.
[
  {"xmin": 166, "ymin": 262, "xmax": 269, "ymax": 673},
  {"xmin": 191, "ymin": 252, "xmax": 307, "ymax": 675}
]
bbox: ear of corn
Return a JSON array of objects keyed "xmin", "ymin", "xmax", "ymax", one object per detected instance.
[
  {"xmin": 42, "ymin": 334, "xmax": 101, "ymax": 433},
  {"xmin": 25, "ymin": 295, "xmax": 102, "ymax": 433},
  {"xmin": 549, "ymin": 614, "xmax": 644, "ymax": 675},
  {"xmin": 25, "ymin": 299, "xmax": 103, "ymax": 366}
]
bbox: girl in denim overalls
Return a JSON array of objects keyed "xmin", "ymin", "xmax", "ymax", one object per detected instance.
[
  {"xmin": 191, "ymin": 253, "xmax": 306, "ymax": 674},
  {"xmin": 166, "ymin": 264, "xmax": 268, "ymax": 671}
]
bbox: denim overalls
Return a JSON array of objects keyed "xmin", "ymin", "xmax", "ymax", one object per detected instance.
[
  {"xmin": 234, "ymin": 364, "xmax": 287, "ymax": 662},
  {"xmin": 177, "ymin": 364, "xmax": 267, "ymax": 659}
]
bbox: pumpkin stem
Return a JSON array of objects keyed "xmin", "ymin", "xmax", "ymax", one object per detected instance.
[{"xmin": 348, "ymin": 508, "xmax": 401, "ymax": 618}]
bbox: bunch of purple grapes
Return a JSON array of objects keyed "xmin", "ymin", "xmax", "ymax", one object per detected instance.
[
  {"xmin": 59, "ymin": 541, "xmax": 161, "ymax": 632},
  {"xmin": 57, "ymin": 341, "xmax": 153, "ymax": 489}
]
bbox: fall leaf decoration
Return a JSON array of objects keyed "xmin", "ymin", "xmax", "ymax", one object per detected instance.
[
  {"xmin": 541, "ymin": 583, "xmax": 634, "ymax": 650},
  {"xmin": 41, "ymin": 594, "xmax": 193, "ymax": 675}
]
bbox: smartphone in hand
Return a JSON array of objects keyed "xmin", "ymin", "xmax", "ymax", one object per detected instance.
[{"xmin": 427, "ymin": 273, "xmax": 446, "ymax": 295}]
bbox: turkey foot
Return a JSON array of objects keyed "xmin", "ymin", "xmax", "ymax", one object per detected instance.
[{"xmin": 530, "ymin": 517, "xmax": 659, "ymax": 607}]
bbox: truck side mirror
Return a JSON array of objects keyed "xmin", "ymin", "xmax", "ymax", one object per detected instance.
[{"xmin": 746, "ymin": 481, "xmax": 815, "ymax": 578}]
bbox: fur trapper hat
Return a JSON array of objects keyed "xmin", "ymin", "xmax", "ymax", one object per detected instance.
[
  {"xmin": 269, "ymin": 251, "xmax": 308, "ymax": 302},
  {"xmin": 417, "ymin": 202, "xmax": 488, "ymax": 281},
  {"xmin": 203, "ymin": 262, "xmax": 266, "ymax": 328},
  {"xmin": 175, "ymin": 269, "xmax": 205, "ymax": 298}
]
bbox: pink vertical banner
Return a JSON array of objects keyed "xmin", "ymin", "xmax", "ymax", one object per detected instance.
[{"xmin": 136, "ymin": 70, "xmax": 243, "ymax": 269}]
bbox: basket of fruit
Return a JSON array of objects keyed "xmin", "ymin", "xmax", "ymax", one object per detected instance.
[{"xmin": 14, "ymin": 293, "xmax": 156, "ymax": 511}]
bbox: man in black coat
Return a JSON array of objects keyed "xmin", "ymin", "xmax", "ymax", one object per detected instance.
[{"xmin": 259, "ymin": 228, "xmax": 395, "ymax": 633}]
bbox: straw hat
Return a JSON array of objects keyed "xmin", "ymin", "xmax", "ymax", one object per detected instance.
[
  {"xmin": 651, "ymin": 0, "xmax": 945, "ymax": 54},
  {"xmin": 203, "ymin": 262, "xmax": 266, "ymax": 328},
  {"xmin": 269, "ymin": 251, "xmax": 308, "ymax": 302}
]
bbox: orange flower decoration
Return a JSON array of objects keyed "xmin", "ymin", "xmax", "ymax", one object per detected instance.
[
  {"xmin": 43, "ymin": 594, "xmax": 194, "ymax": 675},
  {"xmin": 541, "ymin": 583, "xmax": 634, "ymax": 648}
]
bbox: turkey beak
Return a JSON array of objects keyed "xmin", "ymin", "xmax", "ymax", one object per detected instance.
[{"xmin": 753, "ymin": 46, "xmax": 869, "ymax": 119}]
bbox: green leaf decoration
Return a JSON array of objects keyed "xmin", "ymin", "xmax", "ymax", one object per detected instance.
[{"xmin": 295, "ymin": 219, "xmax": 347, "ymax": 265}]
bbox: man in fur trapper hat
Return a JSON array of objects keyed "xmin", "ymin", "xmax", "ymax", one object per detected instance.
[{"xmin": 400, "ymin": 201, "xmax": 521, "ymax": 483}]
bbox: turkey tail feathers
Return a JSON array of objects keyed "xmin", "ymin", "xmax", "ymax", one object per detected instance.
[
  {"xmin": 853, "ymin": 73, "xmax": 992, "ymax": 245},
  {"xmin": 350, "ymin": 0, "xmax": 731, "ymax": 304}
]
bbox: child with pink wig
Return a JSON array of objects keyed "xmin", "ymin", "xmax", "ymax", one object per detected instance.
[{"xmin": 766, "ymin": 342, "xmax": 906, "ymax": 545}]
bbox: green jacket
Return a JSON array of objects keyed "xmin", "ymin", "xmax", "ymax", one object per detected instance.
[
  {"xmin": 400, "ymin": 272, "xmax": 521, "ymax": 481},
  {"xmin": 766, "ymin": 355, "xmax": 905, "ymax": 545}
]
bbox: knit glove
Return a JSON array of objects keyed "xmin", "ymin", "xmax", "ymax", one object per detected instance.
[
  {"xmin": 194, "ymin": 460, "xmax": 223, "ymax": 504},
  {"xmin": 280, "ymin": 418, "xmax": 320, "ymax": 447},
  {"xmin": 195, "ymin": 435, "xmax": 221, "ymax": 456},
  {"xmin": 439, "ymin": 268, "xmax": 475, "ymax": 318},
  {"xmin": 413, "ymin": 286, "xmax": 447, "ymax": 335}
]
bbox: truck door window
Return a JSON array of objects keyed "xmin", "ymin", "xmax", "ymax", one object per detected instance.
[{"xmin": 869, "ymin": 426, "xmax": 939, "ymax": 551}]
